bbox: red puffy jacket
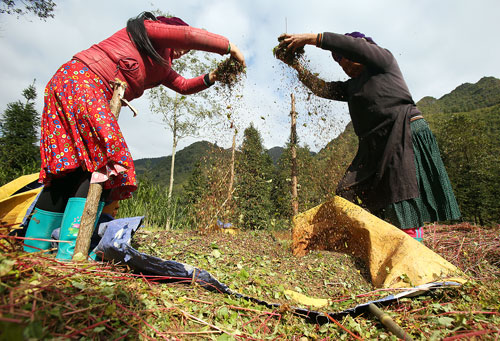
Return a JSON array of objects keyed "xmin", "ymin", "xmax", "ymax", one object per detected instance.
[{"xmin": 74, "ymin": 20, "xmax": 229, "ymax": 101}]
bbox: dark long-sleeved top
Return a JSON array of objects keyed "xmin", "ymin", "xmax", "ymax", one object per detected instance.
[{"xmin": 317, "ymin": 32, "xmax": 422, "ymax": 211}]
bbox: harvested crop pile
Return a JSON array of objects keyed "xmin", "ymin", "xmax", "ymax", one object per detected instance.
[
  {"xmin": 214, "ymin": 57, "xmax": 245, "ymax": 86},
  {"xmin": 273, "ymin": 35, "xmax": 305, "ymax": 66},
  {"xmin": 273, "ymin": 35, "xmax": 329, "ymax": 97},
  {"xmin": 134, "ymin": 229, "xmax": 376, "ymax": 312}
]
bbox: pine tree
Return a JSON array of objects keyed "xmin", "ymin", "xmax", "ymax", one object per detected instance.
[
  {"xmin": 182, "ymin": 160, "xmax": 208, "ymax": 206},
  {"xmin": 235, "ymin": 124, "xmax": 273, "ymax": 230},
  {"xmin": 0, "ymin": 82, "xmax": 40, "ymax": 184},
  {"xmin": 181, "ymin": 150, "xmax": 236, "ymax": 230},
  {"xmin": 271, "ymin": 154, "xmax": 292, "ymax": 218}
]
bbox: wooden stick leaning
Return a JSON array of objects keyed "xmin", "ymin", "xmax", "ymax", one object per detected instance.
[{"xmin": 72, "ymin": 79, "xmax": 128, "ymax": 261}]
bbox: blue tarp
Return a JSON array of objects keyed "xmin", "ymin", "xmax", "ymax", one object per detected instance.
[{"xmin": 95, "ymin": 217, "xmax": 462, "ymax": 323}]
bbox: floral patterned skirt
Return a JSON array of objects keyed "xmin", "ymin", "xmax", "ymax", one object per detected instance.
[{"xmin": 39, "ymin": 60, "xmax": 137, "ymax": 200}]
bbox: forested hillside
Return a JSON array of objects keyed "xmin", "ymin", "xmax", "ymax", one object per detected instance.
[
  {"xmin": 418, "ymin": 76, "xmax": 500, "ymax": 114},
  {"xmin": 132, "ymin": 77, "xmax": 500, "ymax": 225},
  {"xmin": 134, "ymin": 142, "xmax": 285, "ymax": 194},
  {"xmin": 267, "ymin": 146, "xmax": 285, "ymax": 165},
  {"xmin": 422, "ymin": 77, "xmax": 500, "ymax": 224},
  {"xmin": 134, "ymin": 141, "xmax": 228, "ymax": 193}
]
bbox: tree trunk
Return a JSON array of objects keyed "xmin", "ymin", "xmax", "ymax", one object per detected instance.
[
  {"xmin": 165, "ymin": 96, "xmax": 180, "ymax": 231},
  {"xmin": 168, "ymin": 139, "xmax": 177, "ymax": 200},
  {"xmin": 165, "ymin": 138, "xmax": 177, "ymax": 230},
  {"xmin": 290, "ymin": 93, "xmax": 298, "ymax": 216}
]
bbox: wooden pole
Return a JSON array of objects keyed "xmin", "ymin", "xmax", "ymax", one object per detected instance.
[
  {"xmin": 368, "ymin": 304, "xmax": 414, "ymax": 340},
  {"xmin": 227, "ymin": 122, "xmax": 236, "ymax": 202},
  {"xmin": 290, "ymin": 93, "xmax": 298, "ymax": 216},
  {"xmin": 72, "ymin": 79, "xmax": 127, "ymax": 261}
]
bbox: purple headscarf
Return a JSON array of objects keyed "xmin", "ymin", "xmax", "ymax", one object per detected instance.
[
  {"xmin": 157, "ymin": 16, "xmax": 189, "ymax": 26},
  {"xmin": 331, "ymin": 31, "xmax": 376, "ymax": 62}
]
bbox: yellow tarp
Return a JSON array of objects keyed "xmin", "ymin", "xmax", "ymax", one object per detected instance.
[
  {"xmin": 292, "ymin": 196, "xmax": 466, "ymax": 288},
  {"xmin": 0, "ymin": 173, "xmax": 42, "ymax": 228}
]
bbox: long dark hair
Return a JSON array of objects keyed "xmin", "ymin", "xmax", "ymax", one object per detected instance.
[{"xmin": 126, "ymin": 12, "xmax": 166, "ymax": 65}]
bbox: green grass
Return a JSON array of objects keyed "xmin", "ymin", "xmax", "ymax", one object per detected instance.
[{"xmin": 1, "ymin": 223, "xmax": 499, "ymax": 339}]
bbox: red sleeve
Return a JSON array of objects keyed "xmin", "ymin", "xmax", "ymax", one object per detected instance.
[
  {"xmin": 145, "ymin": 21, "xmax": 229, "ymax": 55},
  {"xmin": 162, "ymin": 68, "xmax": 208, "ymax": 95}
]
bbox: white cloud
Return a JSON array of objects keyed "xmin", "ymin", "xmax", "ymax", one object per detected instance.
[{"xmin": 1, "ymin": 0, "xmax": 500, "ymax": 159}]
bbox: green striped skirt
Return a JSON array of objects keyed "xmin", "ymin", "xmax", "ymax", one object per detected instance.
[{"xmin": 376, "ymin": 119, "xmax": 461, "ymax": 230}]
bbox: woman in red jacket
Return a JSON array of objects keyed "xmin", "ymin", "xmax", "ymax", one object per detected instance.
[{"xmin": 24, "ymin": 12, "xmax": 245, "ymax": 256}]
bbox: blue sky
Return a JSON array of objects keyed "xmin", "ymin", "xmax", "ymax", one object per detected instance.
[{"xmin": 1, "ymin": 0, "xmax": 499, "ymax": 159}]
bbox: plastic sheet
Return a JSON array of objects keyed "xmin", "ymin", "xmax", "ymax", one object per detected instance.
[{"xmin": 96, "ymin": 217, "xmax": 464, "ymax": 323}]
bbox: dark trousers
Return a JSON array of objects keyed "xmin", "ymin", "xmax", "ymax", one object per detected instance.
[{"xmin": 35, "ymin": 168, "xmax": 109, "ymax": 213}]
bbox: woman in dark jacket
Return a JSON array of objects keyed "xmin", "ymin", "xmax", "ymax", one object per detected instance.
[{"xmin": 278, "ymin": 31, "xmax": 460, "ymax": 241}]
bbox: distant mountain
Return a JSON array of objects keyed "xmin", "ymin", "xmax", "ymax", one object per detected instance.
[
  {"xmin": 417, "ymin": 77, "xmax": 500, "ymax": 137},
  {"xmin": 417, "ymin": 76, "xmax": 500, "ymax": 114},
  {"xmin": 267, "ymin": 146, "xmax": 285, "ymax": 165},
  {"xmin": 134, "ymin": 141, "xmax": 226, "ymax": 192},
  {"xmin": 133, "ymin": 141, "xmax": 285, "ymax": 192}
]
